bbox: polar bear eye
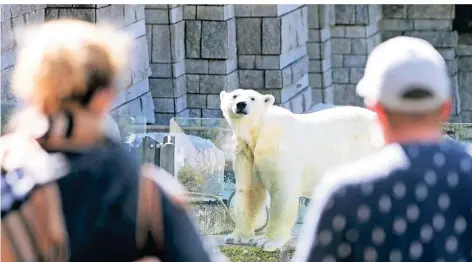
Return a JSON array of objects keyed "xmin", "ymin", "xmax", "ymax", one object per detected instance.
[
  {"xmin": 233, "ymin": 95, "xmax": 238, "ymax": 99},
  {"xmin": 250, "ymin": 97, "xmax": 255, "ymax": 101}
]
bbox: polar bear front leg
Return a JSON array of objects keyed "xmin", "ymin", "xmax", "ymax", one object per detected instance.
[
  {"xmin": 225, "ymin": 145, "xmax": 267, "ymax": 245},
  {"xmin": 255, "ymin": 167, "xmax": 301, "ymax": 252}
]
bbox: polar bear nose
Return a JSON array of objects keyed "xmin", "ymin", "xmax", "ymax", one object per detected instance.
[{"xmin": 236, "ymin": 101, "xmax": 247, "ymax": 110}]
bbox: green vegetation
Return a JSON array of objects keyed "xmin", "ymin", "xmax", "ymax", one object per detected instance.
[
  {"xmin": 220, "ymin": 245, "xmax": 284, "ymax": 262},
  {"xmin": 177, "ymin": 166, "xmax": 206, "ymax": 192}
]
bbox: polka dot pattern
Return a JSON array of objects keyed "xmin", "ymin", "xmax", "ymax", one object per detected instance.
[{"xmin": 299, "ymin": 141, "xmax": 472, "ymax": 262}]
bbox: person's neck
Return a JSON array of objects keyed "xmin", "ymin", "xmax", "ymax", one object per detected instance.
[{"xmin": 382, "ymin": 125, "xmax": 443, "ymax": 145}]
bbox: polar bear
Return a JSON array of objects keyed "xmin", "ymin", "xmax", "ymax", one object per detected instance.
[{"xmin": 220, "ymin": 89, "xmax": 384, "ymax": 251}]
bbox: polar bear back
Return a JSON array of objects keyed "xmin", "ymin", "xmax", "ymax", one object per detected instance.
[{"xmin": 254, "ymin": 106, "xmax": 383, "ymax": 196}]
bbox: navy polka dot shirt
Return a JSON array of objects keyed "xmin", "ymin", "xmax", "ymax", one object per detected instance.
[{"xmin": 294, "ymin": 140, "xmax": 472, "ymax": 262}]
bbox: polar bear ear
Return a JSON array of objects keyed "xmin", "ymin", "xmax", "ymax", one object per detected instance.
[
  {"xmin": 264, "ymin": 94, "xmax": 275, "ymax": 106},
  {"xmin": 220, "ymin": 91, "xmax": 227, "ymax": 101}
]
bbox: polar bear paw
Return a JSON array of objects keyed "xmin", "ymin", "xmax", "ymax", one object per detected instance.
[
  {"xmin": 252, "ymin": 236, "xmax": 288, "ymax": 252},
  {"xmin": 224, "ymin": 233, "xmax": 254, "ymax": 245}
]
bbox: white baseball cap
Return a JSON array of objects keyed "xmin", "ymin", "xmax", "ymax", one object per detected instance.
[{"xmin": 356, "ymin": 36, "xmax": 450, "ymax": 113}]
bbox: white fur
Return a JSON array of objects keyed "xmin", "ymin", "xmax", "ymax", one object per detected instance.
[{"xmin": 220, "ymin": 89, "xmax": 384, "ymax": 251}]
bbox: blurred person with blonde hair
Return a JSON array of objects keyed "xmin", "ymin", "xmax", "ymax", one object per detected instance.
[{"xmin": 1, "ymin": 19, "xmax": 223, "ymax": 262}]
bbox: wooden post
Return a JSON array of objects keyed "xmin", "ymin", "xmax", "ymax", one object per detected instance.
[{"xmin": 160, "ymin": 135, "xmax": 175, "ymax": 176}]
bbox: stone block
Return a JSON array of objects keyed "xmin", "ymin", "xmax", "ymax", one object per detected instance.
[
  {"xmin": 345, "ymin": 26, "xmax": 366, "ymax": 38},
  {"xmin": 154, "ymin": 113, "xmax": 174, "ymax": 125},
  {"xmin": 277, "ymin": 5, "xmax": 303, "ymax": 17},
  {"xmin": 381, "ymin": 31, "xmax": 404, "ymax": 42},
  {"xmin": 200, "ymin": 75, "xmax": 227, "ymax": 94},
  {"xmin": 332, "ymin": 68, "xmax": 350, "ymax": 84},
  {"xmin": 382, "ymin": 5, "xmax": 407, "ymax": 19},
  {"xmin": 344, "ymin": 55, "xmax": 367, "ymax": 68},
  {"xmin": 281, "ymin": 8, "xmax": 303, "ymax": 53},
  {"xmin": 291, "ymin": 56, "xmax": 308, "ymax": 82},
  {"xmin": 185, "ymin": 20, "xmax": 201, "ymax": 58},
  {"xmin": 234, "ymin": 5, "xmax": 251, "ymax": 17},
  {"xmin": 146, "ymin": 5, "xmax": 169, "ymax": 9},
  {"xmin": 308, "ymin": 29, "xmax": 320, "ymax": 42},
  {"xmin": 186, "ymin": 59, "xmax": 209, "ymax": 74},
  {"xmin": 25, "ymin": 8, "xmax": 45, "ymax": 25},
  {"xmin": 136, "ymin": 5, "xmax": 145, "ymax": 21},
  {"xmin": 228, "ymin": 18, "xmax": 237, "ymax": 57},
  {"xmin": 331, "ymin": 38, "xmax": 352, "ymax": 55},
  {"xmin": 321, "ymin": 41, "xmax": 331, "ymax": 60},
  {"xmin": 152, "ymin": 25, "xmax": 171, "ymax": 63},
  {"xmin": 238, "ymin": 55, "xmax": 256, "ymax": 69},
  {"xmin": 153, "ymin": 98, "xmax": 175, "ymax": 113},
  {"xmin": 349, "ymin": 68, "xmax": 364, "ymax": 84},
  {"xmin": 236, "ymin": 18, "xmax": 262, "ymax": 55},
  {"xmin": 414, "ymin": 20, "xmax": 452, "ymax": 31},
  {"xmin": 352, "ymin": 38, "xmax": 367, "ymax": 55},
  {"xmin": 2, "ymin": 5, "xmax": 12, "ymax": 21},
  {"xmin": 59, "ymin": 8, "xmax": 96, "ymax": 23},
  {"xmin": 201, "ymin": 21, "xmax": 229, "ymax": 59},
  {"xmin": 308, "ymin": 5, "xmax": 319, "ymax": 29},
  {"xmin": 172, "ymin": 60, "xmax": 186, "ymax": 78},
  {"xmin": 379, "ymin": 19, "xmax": 413, "ymax": 31},
  {"xmin": 279, "ymin": 44, "xmax": 308, "ymax": 68},
  {"xmin": 309, "ymin": 73, "xmax": 323, "ymax": 88},
  {"xmin": 208, "ymin": 59, "xmax": 237, "ymax": 75},
  {"xmin": 309, "ymin": 60, "xmax": 322, "ymax": 73},
  {"xmin": 186, "ymin": 75, "xmax": 200, "ymax": 93},
  {"xmin": 169, "ymin": 6, "xmax": 183, "ymax": 24},
  {"xmin": 447, "ymin": 60, "xmax": 458, "ymax": 76},
  {"xmin": 187, "ymin": 94, "xmax": 206, "ymax": 108},
  {"xmin": 124, "ymin": 5, "xmax": 137, "ymax": 25},
  {"xmin": 1, "ymin": 50, "xmax": 15, "ymax": 70},
  {"xmin": 255, "ymin": 55, "xmax": 281, "ymax": 70},
  {"xmin": 262, "ymin": 18, "xmax": 281, "ymax": 55},
  {"xmin": 145, "ymin": 8, "xmax": 169, "ymax": 24},
  {"xmin": 140, "ymin": 93, "xmax": 156, "ymax": 123},
  {"xmin": 45, "ymin": 8, "xmax": 58, "ymax": 21},
  {"xmin": 150, "ymin": 63, "xmax": 171, "ymax": 78},
  {"xmin": 355, "ymin": 5, "xmax": 369, "ymax": 25},
  {"xmin": 130, "ymin": 36, "xmax": 152, "ymax": 84},
  {"xmin": 280, "ymin": 74, "xmax": 309, "ymax": 103},
  {"xmin": 227, "ymin": 70, "xmax": 240, "ymax": 91},
  {"xmin": 437, "ymin": 48, "xmax": 455, "ymax": 61},
  {"xmin": 146, "ymin": 25, "xmax": 152, "ymax": 62},
  {"xmin": 456, "ymin": 45, "xmax": 472, "ymax": 56},
  {"xmin": 323, "ymin": 69, "xmax": 333, "ymax": 87},
  {"xmin": 96, "ymin": 5, "xmax": 124, "ymax": 27},
  {"xmin": 1, "ymin": 21, "xmax": 14, "ymax": 52},
  {"xmin": 282, "ymin": 66, "xmax": 292, "ymax": 86},
  {"xmin": 197, "ymin": 5, "xmax": 224, "ymax": 20},
  {"xmin": 175, "ymin": 95, "xmax": 187, "ymax": 113},
  {"xmin": 403, "ymin": 31, "xmax": 457, "ymax": 48},
  {"xmin": 311, "ymin": 88, "xmax": 324, "ymax": 104},
  {"xmin": 1, "ymin": 67, "xmax": 15, "ymax": 104},
  {"xmin": 265, "ymin": 70, "xmax": 283, "ymax": 89},
  {"xmin": 307, "ymin": 43, "xmax": 321, "ymax": 59},
  {"xmin": 367, "ymin": 33, "xmax": 381, "ymax": 53},
  {"xmin": 407, "ymin": 5, "xmax": 453, "ymax": 19},
  {"xmin": 206, "ymin": 94, "xmax": 221, "ymax": 109},
  {"xmin": 202, "ymin": 109, "xmax": 222, "ymax": 118},
  {"xmin": 459, "ymin": 72, "xmax": 472, "ymax": 110},
  {"xmin": 170, "ymin": 21, "xmax": 185, "ymax": 62},
  {"xmin": 183, "ymin": 5, "xmax": 196, "ymax": 19},
  {"xmin": 297, "ymin": 6, "xmax": 308, "ymax": 46},
  {"xmin": 334, "ymin": 5, "xmax": 356, "ymax": 25},
  {"xmin": 332, "ymin": 84, "xmax": 363, "ymax": 106},
  {"xmin": 239, "ymin": 70, "xmax": 264, "ymax": 89}
]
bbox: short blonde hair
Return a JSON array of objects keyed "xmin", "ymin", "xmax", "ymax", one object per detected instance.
[{"xmin": 12, "ymin": 19, "xmax": 131, "ymax": 115}]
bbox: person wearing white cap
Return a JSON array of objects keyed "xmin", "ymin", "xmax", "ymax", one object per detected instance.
[{"xmin": 293, "ymin": 36, "xmax": 472, "ymax": 262}]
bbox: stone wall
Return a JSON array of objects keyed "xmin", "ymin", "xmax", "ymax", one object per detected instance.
[
  {"xmin": 1, "ymin": 4, "xmax": 154, "ymax": 130},
  {"xmin": 4, "ymin": 4, "xmax": 472, "ymax": 127}
]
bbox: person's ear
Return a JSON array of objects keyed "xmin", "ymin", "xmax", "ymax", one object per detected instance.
[
  {"xmin": 89, "ymin": 88, "xmax": 116, "ymax": 114},
  {"xmin": 440, "ymin": 100, "xmax": 452, "ymax": 122},
  {"xmin": 370, "ymin": 102, "xmax": 389, "ymax": 128},
  {"xmin": 264, "ymin": 94, "xmax": 275, "ymax": 106}
]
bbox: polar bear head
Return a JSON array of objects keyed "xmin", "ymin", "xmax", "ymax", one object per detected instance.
[{"xmin": 220, "ymin": 89, "xmax": 275, "ymax": 122}]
